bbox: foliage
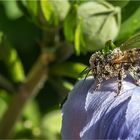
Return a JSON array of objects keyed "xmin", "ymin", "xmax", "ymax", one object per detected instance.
[{"xmin": 0, "ymin": 0, "xmax": 140, "ymax": 139}]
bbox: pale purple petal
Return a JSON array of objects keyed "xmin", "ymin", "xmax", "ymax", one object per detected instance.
[{"xmin": 61, "ymin": 76, "xmax": 140, "ymax": 139}]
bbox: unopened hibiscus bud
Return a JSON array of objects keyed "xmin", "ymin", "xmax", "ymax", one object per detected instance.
[{"xmin": 77, "ymin": 1, "xmax": 121, "ymax": 51}]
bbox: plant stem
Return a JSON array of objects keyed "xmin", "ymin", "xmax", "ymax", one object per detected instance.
[{"xmin": 0, "ymin": 52, "xmax": 52, "ymax": 138}]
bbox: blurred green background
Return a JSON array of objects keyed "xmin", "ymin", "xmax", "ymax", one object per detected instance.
[{"xmin": 0, "ymin": 0, "xmax": 140, "ymax": 139}]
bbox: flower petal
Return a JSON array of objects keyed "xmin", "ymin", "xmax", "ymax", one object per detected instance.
[{"xmin": 61, "ymin": 76, "xmax": 140, "ymax": 139}]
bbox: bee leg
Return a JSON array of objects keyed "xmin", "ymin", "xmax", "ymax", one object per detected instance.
[
  {"xmin": 117, "ymin": 69, "xmax": 123, "ymax": 96},
  {"xmin": 95, "ymin": 82, "xmax": 101, "ymax": 90},
  {"xmin": 94, "ymin": 78, "xmax": 102, "ymax": 91},
  {"xmin": 134, "ymin": 67, "xmax": 140, "ymax": 86}
]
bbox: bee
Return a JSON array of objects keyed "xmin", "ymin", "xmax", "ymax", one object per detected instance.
[{"xmin": 89, "ymin": 33, "xmax": 140, "ymax": 95}]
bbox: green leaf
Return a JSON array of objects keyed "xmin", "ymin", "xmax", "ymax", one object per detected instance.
[
  {"xmin": 40, "ymin": 0, "xmax": 70, "ymax": 26},
  {"xmin": 74, "ymin": 17, "xmax": 86, "ymax": 55},
  {"xmin": 41, "ymin": 110, "xmax": 61, "ymax": 139},
  {"xmin": 40, "ymin": 0, "xmax": 55, "ymax": 25},
  {"xmin": 64, "ymin": 5, "xmax": 77, "ymax": 42},
  {"xmin": 62, "ymin": 80, "xmax": 73, "ymax": 91},
  {"xmin": 14, "ymin": 100, "xmax": 41, "ymax": 138},
  {"xmin": 117, "ymin": 6, "xmax": 140, "ymax": 41},
  {"xmin": 50, "ymin": 62, "xmax": 87, "ymax": 79},
  {"xmin": 22, "ymin": 100, "xmax": 41, "ymax": 127},
  {"xmin": 26, "ymin": 0, "xmax": 38, "ymax": 17},
  {"xmin": 0, "ymin": 36, "xmax": 25, "ymax": 82},
  {"xmin": 107, "ymin": 0, "xmax": 130, "ymax": 8},
  {"xmin": 75, "ymin": 20, "xmax": 82, "ymax": 55},
  {"xmin": 1, "ymin": 0, "xmax": 23, "ymax": 19},
  {"xmin": 121, "ymin": 1, "xmax": 140, "ymax": 22}
]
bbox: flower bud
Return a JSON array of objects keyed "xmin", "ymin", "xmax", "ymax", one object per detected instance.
[{"xmin": 77, "ymin": 1, "xmax": 121, "ymax": 51}]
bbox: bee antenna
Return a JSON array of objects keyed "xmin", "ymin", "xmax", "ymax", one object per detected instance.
[
  {"xmin": 80, "ymin": 66, "xmax": 91, "ymax": 80},
  {"xmin": 78, "ymin": 67, "xmax": 91, "ymax": 79}
]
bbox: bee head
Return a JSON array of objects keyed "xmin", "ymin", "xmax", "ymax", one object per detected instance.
[{"xmin": 89, "ymin": 51, "xmax": 102, "ymax": 68}]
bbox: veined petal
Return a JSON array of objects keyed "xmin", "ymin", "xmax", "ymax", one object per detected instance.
[{"xmin": 61, "ymin": 76, "xmax": 140, "ymax": 139}]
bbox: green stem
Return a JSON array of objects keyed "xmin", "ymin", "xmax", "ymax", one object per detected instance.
[{"xmin": 0, "ymin": 52, "xmax": 52, "ymax": 138}]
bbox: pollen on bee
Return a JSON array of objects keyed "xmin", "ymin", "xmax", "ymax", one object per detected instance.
[{"xmin": 89, "ymin": 47, "xmax": 140, "ymax": 95}]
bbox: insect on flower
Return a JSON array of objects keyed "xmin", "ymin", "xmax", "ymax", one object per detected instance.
[{"xmin": 88, "ymin": 33, "xmax": 140, "ymax": 95}]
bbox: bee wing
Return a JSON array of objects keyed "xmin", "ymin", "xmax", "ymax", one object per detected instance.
[{"xmin": 120, "ymin": 32, "xmax": 140, "ymax": 50}]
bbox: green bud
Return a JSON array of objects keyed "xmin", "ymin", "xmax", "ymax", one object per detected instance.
[
  {"xmin": 40, "ymin": 0, "xmax": 70, "ymax": 26},
  {"xmin": 77, "ymin": 1, "xmax": 121, "ymax": 52}
]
